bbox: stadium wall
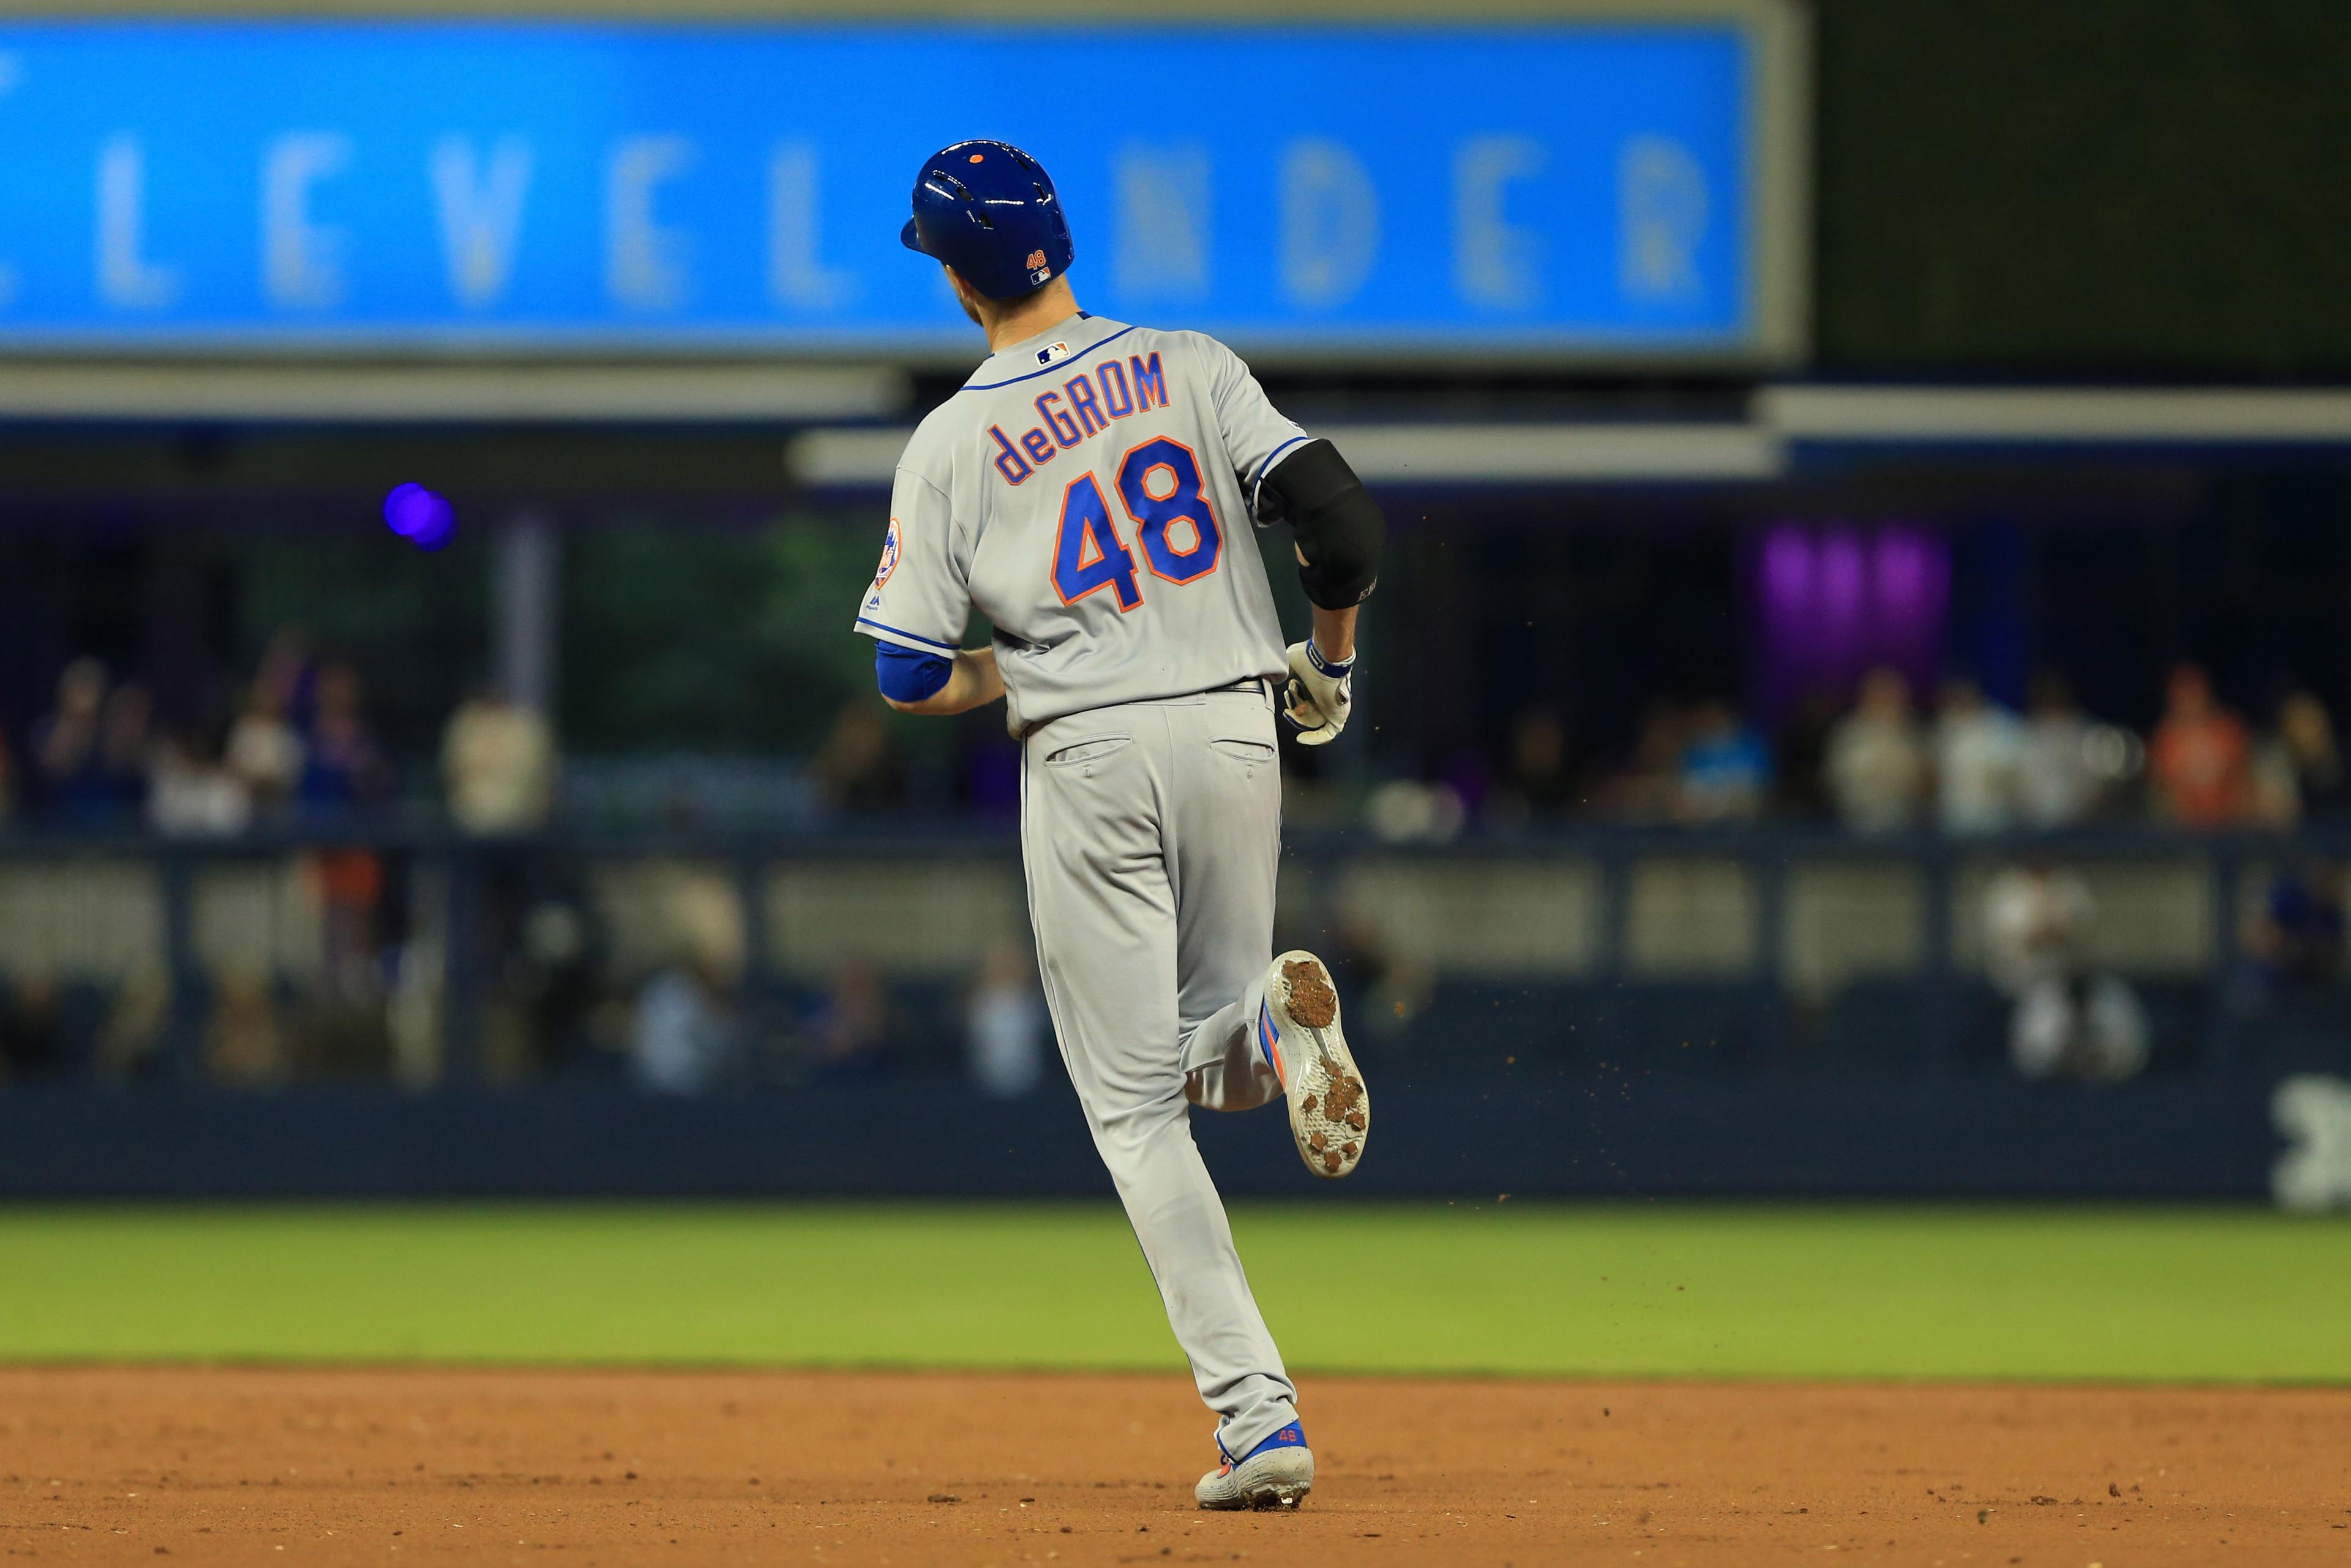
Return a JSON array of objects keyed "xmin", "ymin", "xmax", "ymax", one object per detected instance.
[{"xmin": 0, "ymin": 1076, "xmax": 2297, "ymax": 1200}]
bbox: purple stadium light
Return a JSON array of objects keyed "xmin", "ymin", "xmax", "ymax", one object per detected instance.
[
  {"xmin": 1754, "ymin": 521, "xmax": 1951, "ymax": 722},
  {"xmin": 382, "ymin": 482, "xmax": 456, "ymax": 552}
]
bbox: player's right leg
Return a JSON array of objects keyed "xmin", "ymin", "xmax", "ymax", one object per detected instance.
[{"xmin": 1018, "ymin": 700, "xmax": 1302, "ymax": 1468}]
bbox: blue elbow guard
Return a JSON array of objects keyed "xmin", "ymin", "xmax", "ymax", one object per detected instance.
[{"xmin": 876, "ymin": 642, "xmax": 953, "ymax": 703}]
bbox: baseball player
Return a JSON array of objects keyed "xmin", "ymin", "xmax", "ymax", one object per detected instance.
[{"xmin": 853, "ymin": 140, "xmax": 1384, "ymax": 1510}]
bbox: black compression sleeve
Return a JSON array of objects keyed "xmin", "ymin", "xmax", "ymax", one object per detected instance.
[{"xmin": 1260, "ymin": 438, "xmax": 1384, "ymax": 609}]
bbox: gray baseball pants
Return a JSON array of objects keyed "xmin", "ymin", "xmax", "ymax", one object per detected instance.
[{"xmin": 1018, "ymin": 681, "xmax": 1297, "ymax": 1458}]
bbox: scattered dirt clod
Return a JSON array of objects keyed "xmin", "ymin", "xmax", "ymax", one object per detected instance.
[{"xmin": 1282, "ymin": 961, "xmax": 1337, "ymax": 1028}]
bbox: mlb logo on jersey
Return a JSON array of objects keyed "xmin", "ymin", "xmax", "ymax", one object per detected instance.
[{"xmin": 1035, "ymin": 340, "xmax": 1071, "ymax": 367}]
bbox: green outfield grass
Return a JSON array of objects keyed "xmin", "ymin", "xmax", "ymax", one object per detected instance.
[{"xmin": 1, "ymin": 1202, "xmax": 2344, "ymax": 1382}]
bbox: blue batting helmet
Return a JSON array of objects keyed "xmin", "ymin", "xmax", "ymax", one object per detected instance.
[{"xmin": 899, "ymin": 140, "xmax": 1073, "ymax": 301}]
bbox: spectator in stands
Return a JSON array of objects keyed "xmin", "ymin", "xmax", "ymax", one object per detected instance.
[
  {"xmin": 1984, "ymin": 858, "xmax": 2147, "ymax": 1081},
  {"xmin": 97, "ymin": 680, "xmax": 152, "ymax": 815},
  {"xmin": 1935, "ymin": 675, "xmax": 2026, "ymax": 834},
  {"xmin": 226, "ymin": 677, "xmax": 304, "ymax": 818},
  {"xmin": 148, "ymin": 727, "xmax": 253, "ymax": 838},
  {"xmin": 292, "ymin": 662, "xmax": 392, "ymax": 1002},
  {"xmin": 2252, "ymin": 689, "xmax": 2350, "ymax": 827},
  {"xmin": 1772, "ymin": 686, "xmax": 1840, "ymax": 819},
  {"xmin": 253, "ymin": 623, "xmax": 318, "ymax": 731},
  {"xmin": 2149, "ymin": 662, "xmax": 2251, "ymax": 828},
  {"xmin": 0, "ymin": 967, "xmax": 65, "ymax": 1079},
  {"xmin": 298, "ymin": 661, "xmax": 389, "ymax": 816},
  {"xmin": 1502, "ymin": 707, "xmax": 1575, "ymax": 821},
  {"xmin": 630, "ymin": 968, "xmax": 729, "ymax": 1090},
  {"xmin": 206, "ymin": 966, "xmax": 287, "ymax": 1086},
  {"xmin": 1486, "ymin": 708, "xmax": 1573, "ymax": 828},
  {"xmin": 442, "ymin": 683, "xmax": 557, "ymax": 833},
  {"xmin": 814, "ymin": 700, "xmax": 908, "ymax": 813},
  {"xmin": 631, "ymin": 962, "xmax": 737, "ymax": 1095},
  {"xmin": 966, "ymin": 940, "xmax": 1048, "ymax": 1098},
  {"xmin": 31, "ymin": 658, "xmax": 113, "ymax": 821},
  {"xmin": 500, "ymin": 884, "xmax": 604, "ymax": 1076},
  {"xmin": 2283, "ymin": 691, "xmax": 2351, "ymax": 818},
  {"xmin": 804, "ymin": 956, "xmax": 895, "ymax": 1084},
  {"xmin": 629, "ymin": 882, "xmax": 744, "ymax": 1095},
  {"xmin": 2018, "ymin": 673, "xmax": 2101, "ymax": 828},
  {"xmin": 2243, "ymin": 860, "xmax": 2347, "ymax": 997},
  {"xmin": 1675, "ymin": 699, "xmax": 1770, "ymax": 825},
  {"xmin": 93, "ymin": 967, "xmax": 167, "ymax": 1080},
  {"xmin": 1608, "ymin": 701, "xmax": 1687, "ymax": 822},
  {"xmin": 442, "ymin": 684, "xmax": 563, "ymax": 1075},
  {"xmin": 1827, "ymin": 666, "xmax": 1929, "ymax": 833}
]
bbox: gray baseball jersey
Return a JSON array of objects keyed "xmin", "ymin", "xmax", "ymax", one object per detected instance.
[
  {"xmin": 853, "ymin": 309, "xmax": 1322, "ymax": 1463},
  {"xmin": 853, "ymin": 313, "xmax": 1308, "ymax": 730}
]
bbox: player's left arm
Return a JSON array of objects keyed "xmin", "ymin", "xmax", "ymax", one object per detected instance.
[
  {"xmin": 1196, "ymin": 336, "xmax": 1385, "ymax": 617},
  {"xmin": 1259, "ymin": 440, "xmax": 1382, "ymax": 744},
  {"xmin": 1196, "ymin": 334, "xmax": 1386, "ymax": 745},
  {"xmin": 1260, "ymin": 438, "xmax": 1384, "ymax": 618}
]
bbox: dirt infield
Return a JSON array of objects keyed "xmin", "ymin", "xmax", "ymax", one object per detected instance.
[{"xmin": 2, "ymin": 1368, "xmax": 2345, "ymax": 1566}]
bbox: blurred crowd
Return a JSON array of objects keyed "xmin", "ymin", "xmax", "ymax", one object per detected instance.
[
  {"xmin": 1463, "ymin": 662, "xmax": 2351, "ymax": 838},
  {"xmin": 623, "ymin": 932, "xmax": 1049, "ymax": 1103},
  {"xmin": 0, "ymin": 629, "xmax": 555, "ymax": 837},
  {"xmin": 7, "ymin": 644, "xmax": 2347, "ymax": 844},
  {"xmin": 1980, "ymin": 859, "xmax": 2148, "ymax": 1083},
  {"xmin": 0, "ymin": 631, "xmax": 1071, "ymax": 1097},
  {"xmin": 6, "ymin": 645, "xmax": 2348, "ymax": 1097}
]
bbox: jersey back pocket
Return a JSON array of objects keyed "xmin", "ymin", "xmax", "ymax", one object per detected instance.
[{"xmin": 1045, "ymin": 735, "xmax": 1133, "ymax": 767}]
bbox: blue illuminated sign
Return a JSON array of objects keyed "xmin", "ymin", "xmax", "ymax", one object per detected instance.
[{"xmin": 0, "ymin": 20, "xmax": 1797, "ymax": 359}]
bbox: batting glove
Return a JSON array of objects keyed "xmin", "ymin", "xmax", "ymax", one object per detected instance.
[{"xmin": 1282, "ymin": 639, "xmax": 1354, "ymax": 747}]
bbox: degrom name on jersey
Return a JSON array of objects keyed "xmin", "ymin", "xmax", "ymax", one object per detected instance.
[{"xmin": 855, "ymin": 314, "xmax": 1307, "ymax": 733}]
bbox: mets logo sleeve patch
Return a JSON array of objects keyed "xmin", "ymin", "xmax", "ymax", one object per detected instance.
[{"xmin": 852, "ymin": 464, "xmax": 971, "ymax": 658}]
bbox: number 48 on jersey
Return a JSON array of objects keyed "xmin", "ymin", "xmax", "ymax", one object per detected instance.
[{"xmin": 1052, "ymin": 437, "xmax": 1224, "ymax": 612}]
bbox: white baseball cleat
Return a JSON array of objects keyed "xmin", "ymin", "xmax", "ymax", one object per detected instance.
[
  {"xmin": 1195, "ymin": 1424, "xmax": 1314, "ymax": 1510},
  {"xmin": 1256, "ymin": 950, "xmax": 1368, "ymax": 1179}
]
